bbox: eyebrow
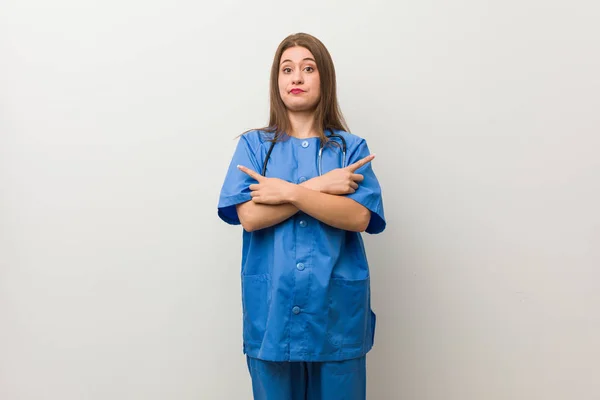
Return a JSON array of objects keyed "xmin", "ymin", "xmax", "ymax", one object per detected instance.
[{"xmin": 280, "ymin": 57, "xmax": 316, "ymax": 66}]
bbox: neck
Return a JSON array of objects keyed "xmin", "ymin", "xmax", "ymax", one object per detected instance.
[{"xmin": 287, "ymin": 110, "xmax": 318, "ymax": 138}]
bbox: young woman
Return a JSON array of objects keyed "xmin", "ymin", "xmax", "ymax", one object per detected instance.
[{"xmin": 218, "ymin": 32, "xmax": 386, "ymax": 400}]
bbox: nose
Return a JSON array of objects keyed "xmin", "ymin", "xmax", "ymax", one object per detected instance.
[{"xmin": 292, "ymin": 70, "xmax": 303, "ymax": 85}]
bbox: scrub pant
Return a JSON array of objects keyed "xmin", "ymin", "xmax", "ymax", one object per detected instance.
[{"xmin": 246, "ymin": 355, "xmax": 366, "ymax": 400}]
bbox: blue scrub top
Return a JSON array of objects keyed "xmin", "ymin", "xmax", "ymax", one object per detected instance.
[{"xmin": 218, "ymin": 129, "xmax": 386, "ymax": 362}]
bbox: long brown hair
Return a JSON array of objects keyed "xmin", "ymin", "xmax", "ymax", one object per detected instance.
[{"xmin": 256, "ymin": 33, "xmax": 350, "ymax": 144}]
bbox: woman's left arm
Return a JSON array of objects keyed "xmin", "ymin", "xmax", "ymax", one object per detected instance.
[
  {"xmin": 237, "ymin": 156, "xmax": 374, "ymax": 232},
  {"xmin": 287, "ymin": 186, "xmax": 370, "ymax": 232}
]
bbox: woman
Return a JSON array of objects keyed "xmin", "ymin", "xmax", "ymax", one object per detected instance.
[{"xmin": 218, "ymin": 32, "xmax": 386, "ymax": 400}]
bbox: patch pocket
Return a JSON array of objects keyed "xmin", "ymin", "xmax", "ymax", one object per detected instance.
[
  {"xmin": 242, "ymin": 274, "xmax": 271, "ymax": 345},
  {"xmin": 327, "ymin": 277, "xmax": 370, "ymax": 349}
]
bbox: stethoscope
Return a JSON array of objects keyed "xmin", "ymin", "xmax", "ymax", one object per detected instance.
[{"xmin": 261, "ymin": 129, "xmax": 348, "ymax": 176}]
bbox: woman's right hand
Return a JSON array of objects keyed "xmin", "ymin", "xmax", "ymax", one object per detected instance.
[{"xmin": 305, "ymin": 154, "xmax": 375, "ymax": 195}]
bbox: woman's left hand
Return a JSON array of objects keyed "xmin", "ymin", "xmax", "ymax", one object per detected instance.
[{"xmin": 238, "ymin": 165, "xmax": 295, "ymax": 205}]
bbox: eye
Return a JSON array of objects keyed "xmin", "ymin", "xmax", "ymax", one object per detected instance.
[
  {"xmin": 304, "ymin": 66, "xmax": 315, "ymax": 72},
  {"xmin": 282, "ymin": 67, "xmax": 292, "ymax": 73}
]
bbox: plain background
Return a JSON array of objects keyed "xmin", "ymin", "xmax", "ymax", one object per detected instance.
[{"xmin": 1, "ymin": 0, "xmax": 599, "ymax": 399}]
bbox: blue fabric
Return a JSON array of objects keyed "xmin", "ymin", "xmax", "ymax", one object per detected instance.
[
  {"xmin": 218, "ymin": 129, "xmax": 386, "ymax": 362},
  {"xmin": 246, "ymin": 356, "xmax": 366, "ymax": 400}
]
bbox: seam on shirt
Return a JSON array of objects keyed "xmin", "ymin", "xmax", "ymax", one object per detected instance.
[
  {"xmin": 302, "ymin": 221, "xmax": 317, "ymax": 356},
  {"xmin": 286, "ymin": 216, "xmax": 297, "ymax": 361},
  {"xmin": 219, "ymin": 192, "xmax": 252, "ymax": 208}
]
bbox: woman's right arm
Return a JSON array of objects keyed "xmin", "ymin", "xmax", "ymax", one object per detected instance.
[
  {"xmin": 236, "ymin": 179, "xmax": 321, "ymax": 232},
  {"xmin": 235, "ymin": 155, "xmax": 373, "ymax": 232},
  {"xmin": 236, "ymin": 202, "xmax": 298, "ymax": 232}
]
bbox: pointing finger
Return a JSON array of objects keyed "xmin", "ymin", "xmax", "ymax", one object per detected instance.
[
  {"xmin": 237, "ymin": 165, "xmax": 263, "ymax": 181},
  {"xmin": 346, "ymin": 154, "xmax": 375, "ymax": 172}
]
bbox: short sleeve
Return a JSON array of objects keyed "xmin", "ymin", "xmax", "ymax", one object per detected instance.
[
  {"xmin": 218, "ymin": 134, "xmax": 262, "ymax": 225},
  {"xmin": 345, "ymin": 139, "xmax": 386, "ymax": 234}
]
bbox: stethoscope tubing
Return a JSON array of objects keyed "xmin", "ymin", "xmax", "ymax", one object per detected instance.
[{"xmin": 261, "ymin": 129, "xmax": 347, "ymax": 177}]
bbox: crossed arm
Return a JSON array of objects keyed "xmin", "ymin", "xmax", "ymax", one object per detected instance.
[{"xmin": 235, "ymin": 155, "xmax": 375, "ymax": 232}]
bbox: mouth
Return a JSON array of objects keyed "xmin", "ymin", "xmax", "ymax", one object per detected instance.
[{"xmin": 290, "ymin": 89, "xmax": 305, "ymax": 94}]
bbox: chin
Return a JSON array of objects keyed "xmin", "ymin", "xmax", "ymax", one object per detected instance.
[{"xmin": 284, "ymin": 100, "xmax": 319, "ymax": 113}]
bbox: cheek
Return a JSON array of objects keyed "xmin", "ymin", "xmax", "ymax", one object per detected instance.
[
  {"xmin": 312, "ymin": 78, "xmax": 321, "ymax": 98},
  {"xmin": 311, "ymin": 74, "xmax": 321, "ymax": 90},
  {"xmin": 278, "ymin": 74, "xmax": 287, "ymax": 89}
]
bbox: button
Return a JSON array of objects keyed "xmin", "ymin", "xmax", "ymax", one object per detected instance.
[
  {"xmin": 299, "ymin": 220, "xmax": 307, "ymax": 228},
  {"xmin": 292, "ymin": 306, "xmax": 301, "ymax": 315},
  {"xmin": 301, "ymin": 140, "xmax": 309, "ymax": 148},
  {"xmin": 296, "ymin": 263, "xmax": 305, "ymax": 271},
  {"xmin": 298, "ymin": 176, "xmax": 307, "ymax": 183}
]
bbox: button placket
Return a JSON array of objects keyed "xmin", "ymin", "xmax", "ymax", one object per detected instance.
[{"xmin": 289, "ymin": 137, "xmax": 317, "ymax": 358}]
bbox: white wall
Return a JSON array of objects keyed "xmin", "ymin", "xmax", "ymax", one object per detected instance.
[{"xmin": 1, "ymin": 0, "xmax": 599, "ymax": 399}]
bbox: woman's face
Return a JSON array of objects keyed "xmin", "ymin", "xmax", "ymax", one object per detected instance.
[{"xmin": 278, "ymin": 46, "xmax": 321, "ymax": 113}]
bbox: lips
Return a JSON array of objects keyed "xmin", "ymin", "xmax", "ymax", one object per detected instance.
[{"xmin": 290, "ymin": 89, "xmax": 305, "ymax": 94}]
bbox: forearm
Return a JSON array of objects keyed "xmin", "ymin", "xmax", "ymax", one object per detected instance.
[
  {"xmin": 236, "ymin": 202, "xmax": 299, "ymax": 232},
  {"xmin": 288, "ymin": 186, "xmax": 370, "ymax": 232},
  {"xmin": 236, "ymin": 180, "xmax": 321, "ymax": 232}
]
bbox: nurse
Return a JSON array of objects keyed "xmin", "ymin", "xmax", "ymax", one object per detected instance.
[{"xmin": 218, "ymin": 32, "xmax": 386, "ymax": 400}]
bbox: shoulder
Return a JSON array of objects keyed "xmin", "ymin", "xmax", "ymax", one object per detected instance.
[
  {"xmin": 239, "ymin": 129, "xmax": 274, "ymax": 151},
  {"xmin": 329, "ymin": 129, "xmax": 368, "ymax": 148}
]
